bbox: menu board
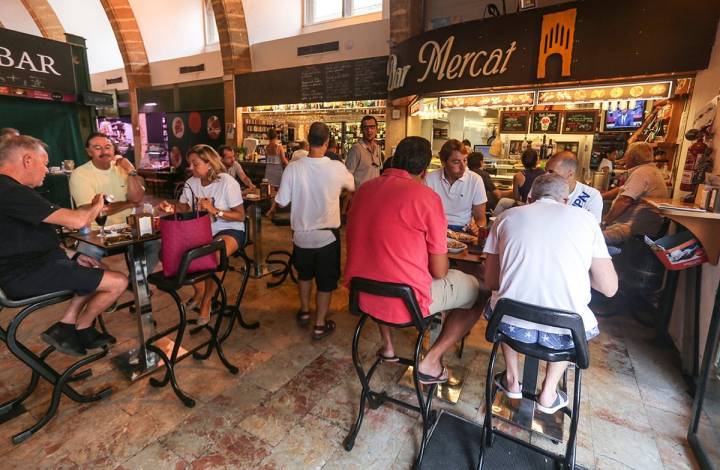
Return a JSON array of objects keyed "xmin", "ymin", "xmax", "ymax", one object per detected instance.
[
  {"xmin": 531, "ymin": 111, "xmax": 561, "ymax": 133},
  {"xmin": 562, "ymin": 111, "xmax": 598, "ymax": 134},
  {"xmin": 500, "ymin": 111, "xmax": 529, "ymax": 134},
  {"xmin": 235, "ymin": 56, "xmax": 387, "ymax": 106}
]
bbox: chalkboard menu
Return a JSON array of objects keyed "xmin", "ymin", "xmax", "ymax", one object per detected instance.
[
  {"xmin": 562, "ymin": 110, "xmax": 598, "ymax": 134},
  {"xmin": 500, "ymin": 111, "xmax": 529, "ymax": 134},
  {"xmin": 531, "ymin": 111, "xmax": 561, "ymax": 133},
  {"xmin": 235, "ymin": 56, "xmax": 387, "ymax": 106}
]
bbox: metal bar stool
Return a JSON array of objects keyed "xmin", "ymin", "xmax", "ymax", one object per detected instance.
[
  {"xmin": 479, "ymin": 298, "xmax": 590, "ymax": 470},
  {"xmin": 343, "ymin": 277, "xmax": 440, "ymax": 468},
  {"xmin": 265, "ymin": 211, "xmax": 297, "ymax": 288},
  {"xmin": 146, "ymin": 240, "xmax": 238, "ymax": 407},
  {"xmin": 0, "ymin": 289, "xmax": 112, "ymax": 444},
  {"xmin": 216, "ymin": 230, "xmax": 259, "ymax": 332}
]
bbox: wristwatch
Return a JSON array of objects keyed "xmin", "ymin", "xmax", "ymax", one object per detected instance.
[
  {"xmin": 128, "ymin": 170, "xmax": 138, "ymax": 177},
  {"xmin": 216, "ymin": 210, "xmax": 224, "ymax": 218}
]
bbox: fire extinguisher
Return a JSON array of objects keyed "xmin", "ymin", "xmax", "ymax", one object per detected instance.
[{"xmin": 680, "ymin": 129, "xmax": 709, "ymax": 192}]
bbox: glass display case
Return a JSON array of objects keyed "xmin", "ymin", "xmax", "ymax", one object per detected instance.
[{"xmin": 688, "ymin": 284, "xmax": 720, "ymax": 469}]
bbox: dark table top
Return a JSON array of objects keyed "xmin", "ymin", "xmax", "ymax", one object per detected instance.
[{"xmin": 67, "ymin": 229, "xmax": 160, "ymax": 251}]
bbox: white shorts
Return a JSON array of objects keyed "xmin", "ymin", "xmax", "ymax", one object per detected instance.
[{"xmin": 429, "ymin": 269, "xmax": 480, "ymax": 314}]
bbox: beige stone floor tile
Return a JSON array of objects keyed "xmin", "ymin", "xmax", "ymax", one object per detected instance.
[
  {"xmin": 590, "ymin": 414, "xmax": 663, "ymax": 469},
  {"xmin": 258, "ymin": 413, "xmax": 343, "ymax": 469},
  {"xmin": 115, "ymin": 442, "xmax": 190, "ymax": 470}
]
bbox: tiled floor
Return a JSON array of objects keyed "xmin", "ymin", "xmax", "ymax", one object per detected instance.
[{"xmin": 0, "ymin": 222, "xmax": 700, "ymax": 469}]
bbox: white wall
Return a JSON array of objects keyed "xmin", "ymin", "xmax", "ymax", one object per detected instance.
[
  {"xmin": 0, "ymin": 0, "xmax": 43, "ymax": 37},
  {"xmin": 128, "ymin": 0, "xmax": 211, "ymax": 63},
  {"xmin": 670, "ymin": 20, "xmax": 720, "ymax": 364},
  {"xmin": 149, "ymin": 50, "xmax": 223, "ymax": 86},
  {"xmin": 48, "ymin": 0, "xmax": 125, "ymax": 73},
  {"xmin": 250, "ymin": 18, "xmax": 389, "ymax": 72}
]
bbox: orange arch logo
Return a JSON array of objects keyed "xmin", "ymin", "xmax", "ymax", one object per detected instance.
[{"xmin": 537, "ymin": 8, "xmax": 577, "ymax": 79}]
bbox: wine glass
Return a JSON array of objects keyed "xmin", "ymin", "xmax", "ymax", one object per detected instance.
[{"xmin": 96, "ymin": 210, "xmax": 108, "ymax": 238}]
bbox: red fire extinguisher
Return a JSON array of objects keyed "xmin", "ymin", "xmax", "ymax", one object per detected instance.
[{"xmin": 680, "ymin": 131, "xmax": 709, "ymax": 192}]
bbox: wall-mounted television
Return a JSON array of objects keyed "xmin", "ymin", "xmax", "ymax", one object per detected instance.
[{"xmin": 605, "ymin": 101, "xmax": 646, "ymax": 131}]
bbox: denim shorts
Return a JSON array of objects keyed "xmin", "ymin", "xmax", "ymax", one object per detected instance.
[
  {"xmin": 214, "ymin": 229, "xmax": 246, "ymax": 249},
  {"xmin": 498, "ymin": 322, "xmax": 600, "ymax": 350}
]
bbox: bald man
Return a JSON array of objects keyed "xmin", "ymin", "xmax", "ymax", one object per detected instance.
[
  {"xmin": 545, "ymin": 151, "xmax": 603, "ymax": 222},
  {"xmin": 0, "ymin": 135, "xmax": 127, "ymax": 356}
]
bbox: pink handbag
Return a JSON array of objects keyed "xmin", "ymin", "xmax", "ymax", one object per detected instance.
[{"xmin": 160, "ymin": 183, "xmax": 217, "ymax": 277}]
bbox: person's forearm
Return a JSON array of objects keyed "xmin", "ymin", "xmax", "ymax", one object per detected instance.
[
  {"xmin": 603, "ymin": 198, "xmax": 632, "ymax": 225},
  {"xmin": 473, "ymin": 206, "xmax": 487, "ymax": 227},
  {"xmin": 107, "ymin": 200, "xmax": 136, "ymax": 215},
  {"xmin": 241, "ymin": 175, "xmax": 255, "ymax": 188},
  {"xmin": 213, "ymin": 207, "xmax": 245, "ymax": 221},
  {"xmin": 126, "ymin": 175, "xmax": 145, "ymax": 204},
  {"xmin": 601, "ymin": 187, "xmax": 621, "ymax": 200}
]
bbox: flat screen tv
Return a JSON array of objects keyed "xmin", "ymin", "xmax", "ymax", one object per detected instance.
[{"xmin": 605, "ymin": 101, "xmax": 646, "ymax": 130}]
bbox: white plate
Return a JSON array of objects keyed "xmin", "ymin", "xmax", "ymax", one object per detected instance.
[{"xmin": 447, "ymin": 238, "xmax": 467, "ymax": 254}]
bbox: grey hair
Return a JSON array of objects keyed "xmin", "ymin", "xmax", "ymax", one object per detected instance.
[
  {"xmin": 530, "ymin": 173, "xmax": 569, "ymax": 202},
  {"xmin": 549, "ymin": 150, "xmax": 578, "ymax": 172},
  {"xmin": 625, "ymin": 142, "xmax": 653, "ymax": 164},
  {"xmin": 0, "ymin": 135, "xmax": 47, "ymax": 165}
]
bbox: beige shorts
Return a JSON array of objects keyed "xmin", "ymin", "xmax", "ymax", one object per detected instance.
[{"xmin": 429, "ymin": 269, "xmax": 480, "ymax": 314}]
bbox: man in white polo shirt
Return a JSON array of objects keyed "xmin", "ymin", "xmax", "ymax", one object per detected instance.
[
  {"xmin": 275, "ymin": 122, "xmax": 355, "ymax": 341},
  {"xmin": 425, "ymin": 139, "xmax": 487, "ymax": 233},
  {"xmin": 484, "ymin": 173, "xmax": 617, "ymax": 414},
  {"xmin": 545, "ymin": 151, "xmax": 603, "ymax": 223}
]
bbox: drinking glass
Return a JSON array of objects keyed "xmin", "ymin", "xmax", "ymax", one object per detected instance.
[{"xmin": 96, "ymin": 211, "xmax": 108, "ymax": 238}]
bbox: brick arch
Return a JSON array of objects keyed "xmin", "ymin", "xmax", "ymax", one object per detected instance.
[
  {"xmin": 20, "ymin": 0, "xmax": 65, "ymax": 42},
  {"xmin": 209, "ymin": 0, "xmax": 252, "ymax": 145},
  {"xmin": 100, "ymin": 0, "xmax": 151, "ymax": 166}
]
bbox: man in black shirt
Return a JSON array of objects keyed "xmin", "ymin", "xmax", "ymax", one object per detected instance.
[
  {"xmin": 468, "ymin": 151, "xmax": 501, "ymax": 210},
  {"xmin": 0, "ymin": 135, "xmax": 127, "ymax": 356}
]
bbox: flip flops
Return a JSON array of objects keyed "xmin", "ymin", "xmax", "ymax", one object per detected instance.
[
  {"xmin": 296, "ymin": 309, "xmax": 311, "ymax": 326},
  {"xmin": 417, "ymin": 366, "xmax": 449, "ymax": 385},
  {"xmin": 494, "ymin": 371, "xmax": 523, "ymax": 399},
  {"xmin": 312, "ymin": 320, "xmax": 336, "ymax": 340},
  {"xmin": 376, "ymin": 349, "xmax": 399, "ymax": 362}
]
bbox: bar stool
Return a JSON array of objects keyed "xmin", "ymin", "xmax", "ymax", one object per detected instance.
[
  {"xmin": 343, "ymin": 277, "xmax": 440, "ymax": 468},
  {"xmin": 479, "ymin": 298, "xmax": 590, "ymax": 470},
  {"xmin": 217, "ymin": 229, "xmax": 260, "ymax": 331},
  {"xmin": 265, "ymin": 212, "xmax": 296, "ymax": 288},
  {"xmin": 146, "ymin": 240, "xmax": 238, "ymax": 407},
  {"xmin": 0, "ymin": 289, "xmax": 112, "ymax": 444}
]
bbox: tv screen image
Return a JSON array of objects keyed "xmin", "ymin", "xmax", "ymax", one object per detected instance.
[{"xmin": 605, "ymin": 101, "xmax": 646, "ymax": 130}]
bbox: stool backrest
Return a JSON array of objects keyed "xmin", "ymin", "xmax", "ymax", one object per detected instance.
[
  {"xmin": 175, "ymin": 240, "xmax": 228, "ymax": 285},
  {"xmin": 349, "ymin": 277, "xmax": 427, "ymax": 331},
  {"xmin": 487, "ymin": 298, "xmax": 590, "ymax": 368}
]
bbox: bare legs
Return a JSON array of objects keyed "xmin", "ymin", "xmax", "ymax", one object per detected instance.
[
  {"xmin": 197, "ymin": 235, "xmax": 239, "ymax": 321},
  {"xmin": 501, "ymin": 343, "xmax": 569, "ymax": 407},
  {"xmin": 59, "ymin": 271, "xmax": 127, "ymax": 329},
  {"xmin": 417, "ymin": 307, "xmax": 481, "ymax": 377},
  {"xmin": 298, "ymin": 279, "xmax": 332, "ymax": 327}
]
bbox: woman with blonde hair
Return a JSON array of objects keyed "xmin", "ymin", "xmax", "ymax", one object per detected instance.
[{"xmin": 175, "ymin": 144, "xmax": 245, "ymax": 325}]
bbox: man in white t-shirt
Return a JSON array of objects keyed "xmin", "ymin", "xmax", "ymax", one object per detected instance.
[
  {"xmin": 289, "ymin": 141, "xmax": 309, "ymax": 162},
  {"xmin": 484, "ymin": 173, "xmax": 617, "ymax": 414},
  {"xmin": 275, "ymin": 122, "xmax": 354, "ymax": 340},
  {"xmin": 425, "ymin": 139, "xmax": 487, "ymax": 233},
  {"xmin": 546, "ymin": 151, "xmax": 603, "ymax": 223},
  {"xmin": 601, "ymin": 142, "xmax": 668, "ymax": 245}
]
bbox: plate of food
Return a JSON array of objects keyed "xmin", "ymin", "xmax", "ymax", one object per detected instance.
[
  {"xmin": 447, "ymin": 229, "xmax": 478, "ymax": 244},
  {"xmin": 447, "ymin": 238, "xmax": 467, "ymax": 253}
]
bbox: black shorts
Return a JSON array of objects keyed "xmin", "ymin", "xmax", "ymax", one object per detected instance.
[
  {"xmin": 292, "ymin": 237, "xmax": 341, "ymax": 292},
  {"xmin": 1, "ymin": 250, "xmax": 104, "ymax": 300}
]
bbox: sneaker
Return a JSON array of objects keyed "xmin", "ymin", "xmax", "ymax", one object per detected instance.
[
  {"xmin": 41, "ymin": 322, "xmax": 86, "ymax": 356},
  {"xmin": 493, "ymin": 371, "xmax": 523, "ymax": 399},
  {"xmin": 536, "ymin": 390, "xmax": 569, "ymax": 414},
  {"xmin": 76, "ymin": 326, "xmax": 116, "ymax": 350}
]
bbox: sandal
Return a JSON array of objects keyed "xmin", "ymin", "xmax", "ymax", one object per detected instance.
[
  {"xmin": 312, "ymin": 320, "xmax": 336, "ymax": 340},
  {"xmin": 296, "ymin": 309, "xmax": 311, "ymax": 326},
  {"xmin": 536, "ymin": 390, "xmax": 568, "ymax": 415},
  {"xmin": 376, "ymin": 348, "xmax": 399, "ymax": 362},
  {"xmin": 417, "ymin": 366, "xmax": 449, "ymax": 385},
  {"xmin": 494, "ymin": 371, "xmax": 523, "ymax": 399}
]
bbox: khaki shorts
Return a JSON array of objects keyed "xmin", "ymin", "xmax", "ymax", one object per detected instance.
[{"xmin": 429, "ymin": 269, "xmax": 480, "ymax": 314}]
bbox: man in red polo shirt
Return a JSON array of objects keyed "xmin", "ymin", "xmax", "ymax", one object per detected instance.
[{"xmin": 345, "ymin": 136, "xmax": 481, "ymax": 384}]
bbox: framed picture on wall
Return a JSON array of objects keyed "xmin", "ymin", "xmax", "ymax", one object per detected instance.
[
  {"xmin": 555, "ymin": 141, "xmax": 579, "ymax": 154},
  {"xmin": 530, "ymin": 111, "xmax": 561, "ymax": 133},
  {"xmin": 509, "ymin": 140, "xmax": 524, "ymax": 156},
  {"xmin": 562, "ymin": 110, "xmax": 599, "ymax": 134}
]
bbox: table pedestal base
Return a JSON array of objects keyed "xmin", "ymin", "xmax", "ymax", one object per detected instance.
[
  {"xmin": 112, "ymin": 337, "xmax": 187, "ymax": 381},
  {"xmin": 250, "ymin": 263, "xmax": 282, "ymax": 279}
]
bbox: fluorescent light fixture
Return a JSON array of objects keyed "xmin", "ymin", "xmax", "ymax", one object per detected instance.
[{"xmin": 143, "ymin": 102, "xmax": 157, "ymax": 107}]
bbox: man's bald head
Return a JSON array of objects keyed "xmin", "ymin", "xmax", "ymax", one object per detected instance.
[{"xmin": 546, "ymin": 150, "xmax": 578, "ymax": 182}]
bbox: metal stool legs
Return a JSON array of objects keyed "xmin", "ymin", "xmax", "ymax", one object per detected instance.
[
  {"xmin": 1, "ymin": 298, "xmax": 111, "ymax": 443},
  {"xmin": 343, "ymin": 314, "xmax": 438, "ymax": 468},
  {"xmin": 265, "ymin": 250, "xmax": 297, "ymax": 288},
  {"xmin": 147, "ymin": 274, "xmax": 239, "ymax": 408},
  {"xmin": 221, "ymin": 248, "xmax": 260, "ymax": 331}
]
